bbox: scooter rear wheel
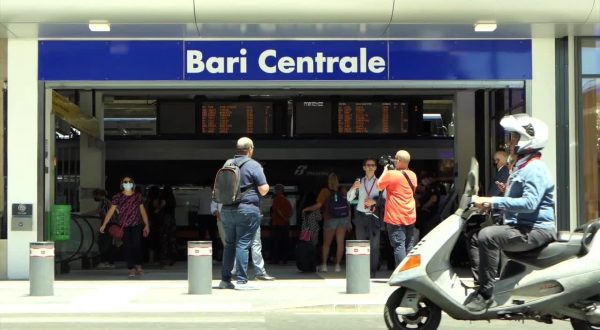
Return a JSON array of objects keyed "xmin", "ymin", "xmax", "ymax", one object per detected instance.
[
  {"xmin": 384, "ymin": 287, "xmax": 442, "ymax": 330},
  {"xmin": 571, "ymin": 318, "xmax": 600, "ymax": 330}
]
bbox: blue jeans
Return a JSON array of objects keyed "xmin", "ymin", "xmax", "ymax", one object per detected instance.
[
  {"xmin": 221, "ymin": 206, "xmax": 261, "ymax": 283},
  {"xmin": 386, "ymin": 223, "xmax": 415, "ymax": 267}
]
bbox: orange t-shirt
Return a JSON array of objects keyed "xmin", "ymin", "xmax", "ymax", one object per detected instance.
[
  {"xmin": 271, "ymin": 195, "xmax": 293, "ymax": 226},
  {"xmin": 377, "ymin": 170, "xmax": 417, "ymax": 226}
]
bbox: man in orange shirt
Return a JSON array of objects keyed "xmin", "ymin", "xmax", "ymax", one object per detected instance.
[
  {"xmin": 270, "ymin": 184, "xmax": 293, "ymax": 264},
  {"xmin": 377, "ymin": 150, "xmax": 418, "ymax": 267}
]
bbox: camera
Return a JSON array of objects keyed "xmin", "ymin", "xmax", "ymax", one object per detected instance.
[{"xmin": 379, "ymin": 155, "xmax": 395, "ymax": 170}]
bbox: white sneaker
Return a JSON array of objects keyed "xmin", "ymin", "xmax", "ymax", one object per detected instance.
[
  {"xmin": 335, "ymin": 264, "xmax": 342, "ymax": 273},
  {"xmin": 317, "ymin": 265, "xmax": 328, "ymax": 272}
]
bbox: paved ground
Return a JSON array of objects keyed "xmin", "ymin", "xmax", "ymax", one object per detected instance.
[{"xmin": 0, "ymin": 263, "xmax": 580, "ymax": 329}]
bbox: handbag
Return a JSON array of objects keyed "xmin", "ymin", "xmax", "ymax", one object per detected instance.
[
  {"xmin": 299, "ymin": 228, "xmax": 311, "ymax": 242},
  {"xmin": 108, "ymin": 223, "xmax": 124, "ymax": 240}
]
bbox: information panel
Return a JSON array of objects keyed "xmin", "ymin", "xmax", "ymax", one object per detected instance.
[
  {"xmin": 294, "ymin": 101, "xmax": 332, "ymax": 135},
  {"xmin": 201, "ymin": 102, "xmax": 273, "ymax": 134},
  {"xmin": 337, "ymin": 101, "xmax": 409, "ymax": 134}
]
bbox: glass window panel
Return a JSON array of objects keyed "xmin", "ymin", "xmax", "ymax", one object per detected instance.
[
  {"xmin": 581, "ymin": 78, "xmax": 600, "ymax": 222},
  {"xmin": 581, "ymin": 39, "xmax": 600, "ymax": 75}
]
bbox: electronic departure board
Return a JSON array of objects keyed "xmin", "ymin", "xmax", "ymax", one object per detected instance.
[
  {"xmin": 201, "ymin": 102, "xmax": 273, "ymax": 134},
  {"xmin": 294, "ymin": 101, "xmax": 332, "ymax": 134},
  {"xmin": 337, "ymin": 101, "xmax": 409, "ymax": 134}
]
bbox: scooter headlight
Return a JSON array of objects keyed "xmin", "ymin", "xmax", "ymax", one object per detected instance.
[{"xmin": 398, "ymin": 255, "xmax": 421, "ymax": 272}]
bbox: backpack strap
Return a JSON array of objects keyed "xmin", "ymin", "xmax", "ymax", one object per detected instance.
[{"xmin": 401, "ymin": 170, "xmax": 416, "ymax": 194}]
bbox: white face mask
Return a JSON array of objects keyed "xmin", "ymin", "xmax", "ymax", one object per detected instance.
[{"xmin": 122, "ymin": 182, "xmax": 134, "ymax": 191}]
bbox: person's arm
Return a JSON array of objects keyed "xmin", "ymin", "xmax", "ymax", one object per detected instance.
[
  {"xmin": 347, "ymin": 179, "xmax": 360, "ymax": 201},
  {"xmin": 476, "ymin": 170, "xmax": 546, "ymax": 213},
  {"xmin": 377, "ymin": 169, "xmax": 390, "ymax": 191},
  {"xmin": 140, "ymin": 204, "xmax": 150, "ymax": 237},
  {"xmin": 302, "ymin": 189, "xmax": 326, "ymax": 213},
  {"xmin": 257, "ymin": 184, "xmax": 270, "ymax": 196},
  {"xmin": 99, "ymin": 205, "xmax": 117, "ymax": 233}
]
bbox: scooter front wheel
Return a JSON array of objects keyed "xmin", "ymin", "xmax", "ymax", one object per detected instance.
[{"xmin": 384, "ymin": 287, "xmax": 442, "ymax": 330}]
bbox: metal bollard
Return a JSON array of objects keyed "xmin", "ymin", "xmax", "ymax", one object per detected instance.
[
  {"xmin": 30, "ymin": 242, "xmax": 55, "ymax": 296},
  {"xmin": 346, "ymin": 240, "xmax": 370, "ymax": 294},
  {"xmin": 188, "ymin": 241, "xmax": 212, "ymax": 295}
]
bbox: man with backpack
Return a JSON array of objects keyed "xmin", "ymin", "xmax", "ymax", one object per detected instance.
[
  {"xmin": 215, "ymin": 137, "xmax": 270, "ymax": 290},
  {"xmin": 377, "ymin": 150, "xmax": 418, "ymax": 267}
]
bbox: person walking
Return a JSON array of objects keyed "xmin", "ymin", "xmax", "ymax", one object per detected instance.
[
  {"xmin": 100, "ymin": 176, "xmax": 150, "ymax": 278},
  {"xmin": 218, "ymin": 137, "xmax": 270, "ymax": 290}
]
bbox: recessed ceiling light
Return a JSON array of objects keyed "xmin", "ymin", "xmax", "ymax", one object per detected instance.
[
  {"xmin": 89, "ymin": 21, "xmax": 111, "ymax": 32},
  {"xmin": 474, "ymin": 22, "xmax": 497, "ymax": 32}
]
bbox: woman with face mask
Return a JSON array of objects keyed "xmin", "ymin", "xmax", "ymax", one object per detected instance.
[{"xmin": 100, "ymin": 176, "xmax": 151, "ymax": 278}]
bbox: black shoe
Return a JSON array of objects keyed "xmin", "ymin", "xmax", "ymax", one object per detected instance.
[{"xmin": 464, "ymin": 292, "xmax": 493, "ymax": 312}]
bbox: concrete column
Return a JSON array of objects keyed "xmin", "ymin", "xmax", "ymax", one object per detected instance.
[
  {"xmin": 454, "ymin": 91, "xmax": 476, "ymax": 194},
  {"xmin": 531, "ymin": 38, "xmax": 558, "ymax": 211},
  {"xmin": 78, "ymin": 91, "xmax": 105, "ymax": 213},
  {"xmin": 7, "ymin": 39, "xmax": 40, "ymax": 279}
]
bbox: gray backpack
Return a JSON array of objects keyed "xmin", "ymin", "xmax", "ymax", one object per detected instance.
[{"xmin": 212, "ymin": 158, "xmax": 251, "ymax": 205}]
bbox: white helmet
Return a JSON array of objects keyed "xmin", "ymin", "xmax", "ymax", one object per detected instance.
[{"xmin": 500, "ymin": 114, "xmax": 548, "ymax": 154}]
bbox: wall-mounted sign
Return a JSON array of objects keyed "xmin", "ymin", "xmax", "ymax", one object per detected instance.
[{"xmin": 39, "ymin": 40, "xmax": 532, "ymax": 81}]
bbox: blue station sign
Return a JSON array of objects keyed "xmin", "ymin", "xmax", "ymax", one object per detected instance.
[{"xmin": 38, "ymin": 40, "xmax": 531, "ymax": 81}]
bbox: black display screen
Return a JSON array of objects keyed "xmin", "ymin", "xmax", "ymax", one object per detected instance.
[
  {"xmin": 294, "ymin": 101, "xmax": 332, "ymax": 135},
  {"xmin": 200, "ymin": 102, "xmax": 273, "ymax": 134},
  {"xmin": 159, "ymin": 100, "xmax": 197, "ymax": 135},
  {"xmin": 337, "ymin": 101, "xmax": 409, "ymax": 134}
]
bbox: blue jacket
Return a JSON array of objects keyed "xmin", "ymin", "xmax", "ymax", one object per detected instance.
[{"xmin": 491, "ymin": 160, "xmax": 556, "ymax": 230}]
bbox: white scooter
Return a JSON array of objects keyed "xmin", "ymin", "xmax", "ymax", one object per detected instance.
[{"xmin": 384, "ymin": 158, "xmax": 600, "ymax": 330}]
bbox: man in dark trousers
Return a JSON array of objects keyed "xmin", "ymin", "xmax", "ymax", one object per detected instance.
[{"xmin": 218, "ymin": 137, "xmax": 270, "ymax": 290}]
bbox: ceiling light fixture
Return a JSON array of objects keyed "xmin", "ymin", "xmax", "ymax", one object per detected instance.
[
  {"xmin": 89, "ymin": 21, "xmax": 111, "ymax": 32},
  {"xmin": 474, "ymin": 22, "xmax": 497, "ymax": 32}
]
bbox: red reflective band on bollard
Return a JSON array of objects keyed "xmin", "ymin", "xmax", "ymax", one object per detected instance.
[
  {"xmin": 30, "ymin": 247, "xmax": 55, "ymax": 257},
  {"xmin": 346, "ymin": 246, "xmax": 370, "ymax": 255},
  {"xmin": 188, "ymin": 247, "xmax": 212, "ymax": 256}
]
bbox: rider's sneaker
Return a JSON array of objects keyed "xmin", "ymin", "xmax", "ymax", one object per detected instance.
[{"xmin": 464, "ymin": 292, "xmax": 493, "ymax": 312}]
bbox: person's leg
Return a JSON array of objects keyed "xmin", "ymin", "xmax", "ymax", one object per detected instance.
[
  {"xmin": 353, "ymin": 213, "xmax": 369, "ymax": 240},
  {"xmin": 477, "ymin": 225, "xmax": 522, "ymax": 298},
  {"xmin": 123, "ymin": 227, "xmax": 135, "ymax": 271},
  {"xmin": 97, "ymin": 231, "xmax": 111, "ymax": 264},
  {"xmin": 220, "ymin": 209, "xmax": 237, "ymax": 283},
  {"xmin": 386, "ymin": 223, "xmax": 408, "ymax": 267},
  {"xmin": 279, "ymin": 225, "xmax": 289, "ymax": 264},
  {"xmin": 405, "ymin": 225, "xmax": 416, "ymax": 255},
  {"xmin": 369, "ymin": 219, "xmax": 381, "ymax": 275},
  {"xmin": 233, "ymin": 208, "xmax": 260, "ymax": 284},
  {"xmin": 334, "ymin": 225, "xmax": 346, "ymax": 269},
  {"xmin": 321, "ymin": 228, "xmax": 336, "ymax": 270},
  {"xmin": 251, "ymin": 226, "xmax": 267, "ymax": 276},
  {"xmin": 467, "ymin": 229, "xmax": 481, "ymax": 285},
  {"xmin": 131, "ymin": 225, "xmax": 144, "ymax": 274},
  {"xmin": 271, "ymin": 226, "xmax": 282, "ymax": 263}
]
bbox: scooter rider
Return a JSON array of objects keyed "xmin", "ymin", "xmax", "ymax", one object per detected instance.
[{"xmin": 466, "ymin": 114, "xmax": 557, "ymax": 312}]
